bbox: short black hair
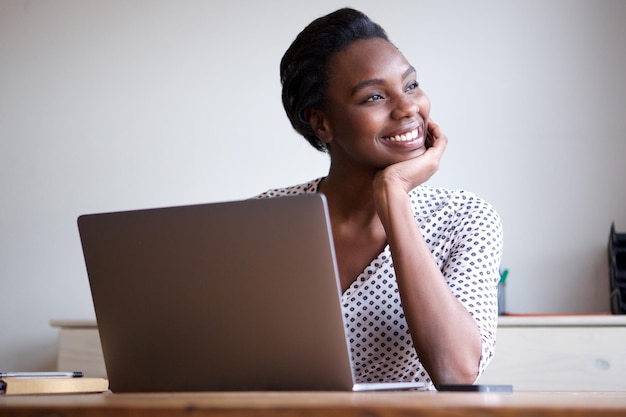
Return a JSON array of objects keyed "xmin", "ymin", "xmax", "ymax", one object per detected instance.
[{"xmin": 280, "ymin": 8, "xmax": 390, "ymax": 152}]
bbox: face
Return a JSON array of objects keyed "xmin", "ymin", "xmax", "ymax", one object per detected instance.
[{"xmin": 312, "ymin": 38, "xmax": 431, "ymax": 170}]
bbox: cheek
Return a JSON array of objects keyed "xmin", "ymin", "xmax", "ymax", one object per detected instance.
[
  {"xmin": 419, "ymin": 96, "xmax": 431, "ymax": 119},
  {"xmin": 331, "ymin": 108, "xmax": 382, "ymax": 138}
]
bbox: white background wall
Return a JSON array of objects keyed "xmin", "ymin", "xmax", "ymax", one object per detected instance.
[{"xmin": 1, "ymin": 0, "xmax": 625, "ymax": 372}]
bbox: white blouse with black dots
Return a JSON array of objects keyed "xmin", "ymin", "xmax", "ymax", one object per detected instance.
[{"xmin": 256, "ymin": 178, "xmax": 503, "ymax": 390}]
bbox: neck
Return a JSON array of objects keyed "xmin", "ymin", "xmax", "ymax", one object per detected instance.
[{"xmin": 319, "ymin": 163, "xmax": 379, "ymax": 223}]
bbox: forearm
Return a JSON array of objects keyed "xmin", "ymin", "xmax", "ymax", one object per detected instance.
[{"xmin": 373, "ymin": 179, "xmax": 482, "ymax": 386}]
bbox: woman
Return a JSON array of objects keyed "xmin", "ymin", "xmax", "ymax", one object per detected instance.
[{"xmin": 257, "ymin": 8, "xmax": 503, "ymax": 390}]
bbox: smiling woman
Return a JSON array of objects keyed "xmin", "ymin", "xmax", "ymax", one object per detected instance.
[
  {"xmin": 316, "ymin": 37, "xmax": 430, "ymax": 169},
  {"xmin": 256, "ymin": 8, "xmax": 503, "ymax": 391}
]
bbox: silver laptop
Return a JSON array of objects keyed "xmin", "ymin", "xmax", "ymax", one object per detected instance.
[{"xmin": 78, "ymin": 194, "xmax": 424, "ymax": 392}]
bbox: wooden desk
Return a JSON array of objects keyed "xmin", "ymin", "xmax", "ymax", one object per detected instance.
[{"xmin": 2, "ymin": 391, "xmax": 626, "ymax": 417}]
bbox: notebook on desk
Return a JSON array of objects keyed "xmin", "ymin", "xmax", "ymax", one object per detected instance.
[{"xmin": 78, "ymin": 194, "xmax": 424, "ymax": 393}]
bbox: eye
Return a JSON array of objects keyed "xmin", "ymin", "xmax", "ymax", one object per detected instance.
[
  {"xmin": 406, "ymin": 81, "xmax": 419, "ymax": 92},
  {"xmin": 365, "ymin": 94, "xmax": 385, "ymax": 103}
]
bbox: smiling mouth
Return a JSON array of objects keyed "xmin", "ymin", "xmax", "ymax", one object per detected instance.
[{"xmin": 382, "ymin": 128, "xmax": 419, "ymax": 142}]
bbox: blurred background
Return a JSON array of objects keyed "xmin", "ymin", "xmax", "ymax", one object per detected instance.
[{"xmin": 2, "ymin": 0, "xmax": 625, "ymax": 371}]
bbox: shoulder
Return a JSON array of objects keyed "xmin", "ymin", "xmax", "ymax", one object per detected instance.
[
  {"xmin": 410, "ymin": 185, "xmax": 502, "ymax": 241},
  {"xmin": 254, "ymin": 178, "xmax": 323, "ymax": 199},
  {"xmin": 411, "ymin": 185, "xmax": 500, "ymax": 220}
]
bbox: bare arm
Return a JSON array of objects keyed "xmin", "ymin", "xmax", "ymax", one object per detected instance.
[{"xmin": 372, "ymin": 122, "xmax": 483, "ymax": 386}]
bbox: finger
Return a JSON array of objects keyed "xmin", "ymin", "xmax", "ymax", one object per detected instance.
[
  {"xmin": 427, "ymin": 119, "xmax": 443, "ymax": 138},
  {"xmin": 427, "ymin": 125, "xmax": 448, "ymax": 153}
]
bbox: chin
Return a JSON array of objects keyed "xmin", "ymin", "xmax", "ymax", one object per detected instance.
[{"xmin": 397, "ymin": 146, "xmax": 427, "ymax": 161}]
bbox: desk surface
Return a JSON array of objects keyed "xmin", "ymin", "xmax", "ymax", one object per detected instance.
[{"xmin": 2, "ymin": 391, "xmax": 626, "ymax": 417}]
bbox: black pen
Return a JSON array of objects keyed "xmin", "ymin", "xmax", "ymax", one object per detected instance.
[{"xmin": 0, "ymin": 371, "xmax": 83, "ymax": 378}]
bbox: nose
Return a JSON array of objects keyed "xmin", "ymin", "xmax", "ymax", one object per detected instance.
[{"xmin": 391, "ymin": 95, "xmax": 419, "ymax": 120}]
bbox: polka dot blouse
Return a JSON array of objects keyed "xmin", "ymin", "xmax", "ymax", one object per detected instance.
[{"xmin": 256, "ymin": 178, "xmax": 503, "ymax": 390}]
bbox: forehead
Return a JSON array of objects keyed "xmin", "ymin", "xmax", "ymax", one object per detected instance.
[{"xmin": 326, "ymin": 38, "xmax": 412, "ymax": 87}]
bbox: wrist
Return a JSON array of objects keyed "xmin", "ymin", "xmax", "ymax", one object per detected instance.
[
  {"xmin": 373, "ymin": 169, "xmax": 408, "ymax": 196},
  {"xmin": 373, "ymin": 174, "xmax": 411, "ymax": 219}
]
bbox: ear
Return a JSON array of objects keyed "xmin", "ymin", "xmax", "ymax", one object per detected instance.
[{"xmin": 307, "ymin": 109, "xmax": 333, "ymax": 144}]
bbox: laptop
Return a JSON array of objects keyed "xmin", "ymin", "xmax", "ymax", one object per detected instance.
[{"xmin": 78, "ymin": 193, "xmax": 424, "ymax": 392}]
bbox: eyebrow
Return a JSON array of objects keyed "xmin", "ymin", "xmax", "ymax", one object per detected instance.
[{"xmin": 350, "ymin": 66, "xmax": 417, "ymax": 96}]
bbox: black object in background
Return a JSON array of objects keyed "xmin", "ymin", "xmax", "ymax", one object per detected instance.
[{"xmin": 609, "ymin": 222, "xmax": 626, "ymax": 314}]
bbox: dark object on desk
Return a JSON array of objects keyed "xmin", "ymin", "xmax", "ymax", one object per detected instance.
[
  {"xmin": 609, "ymin": 222, "xmax": 626, "ymax": 314},
  {"xmin": 438, "ymin": 384, "xmax": 513, "ymax": 392}
]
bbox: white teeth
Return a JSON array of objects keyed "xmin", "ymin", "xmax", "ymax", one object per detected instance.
[{"xmin": 385, "ymin": 128, "xmax": 418, "ymax": 142}]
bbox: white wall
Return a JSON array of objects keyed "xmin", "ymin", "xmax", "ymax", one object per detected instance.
[{"xmin": 1, "ymin": 0, "xmax": 625, "ymax": 371}]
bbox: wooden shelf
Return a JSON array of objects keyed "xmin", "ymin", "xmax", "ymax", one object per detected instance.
[
  {"xmin": 479, "ymin": 315, "xmax": 626, "ymax": 390},
  {"xmin": 50, "ymin": 315, "xmax": 626, "ymax": 391}
]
